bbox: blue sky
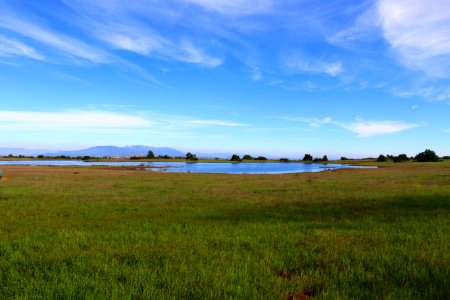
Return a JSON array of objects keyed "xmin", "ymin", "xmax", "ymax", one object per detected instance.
[{"xmin": 1, "ymin": 0, "xmax": 449, "ymax": 158}]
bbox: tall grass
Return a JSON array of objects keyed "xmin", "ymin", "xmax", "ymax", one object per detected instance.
[{"xmin": 0, "ymin": 162, "xmax": 449, "ymax": 298}]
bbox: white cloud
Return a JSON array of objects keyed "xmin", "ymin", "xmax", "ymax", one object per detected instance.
[
  {"xmin": 329, "ymin": 5, "xmax": 380, "ymax": 44},
  {"xmin": 183, "ymin": 0, "xmax": 273, "ymax": 15},
  {"xmin": 101, "ymin": 28, "xmax": 164, "ymax": 56},
  {"xmin": 0, "ymin": 35, "xmax": 43, "ymax": 60},
  {"xmin": 411, "ymin": 105, "xmax": 418, "ymax": 109},
  {"xmin": 177, "ymin": 42, "xmax": 223, "ymax": 67},
  {"xmin": 0, "ymin": 14, "xmax": 109, "ymax": 63},
  {"xmin": 0, "ymin": 110, "xmax": 151, "ymax": 129},
  {"xmin": 378, "ymin": 0, "xmax": 450, "ymax": 77},
  {"xmin": 0, "ymin": 109, "xmax": 251, "ymax": 139},
  {"xmin": 57, "ymin": 2, "xmax": 223, "ymax": 68},
  {"xmin": 286, "ymin": 56, "xmax": 344, "ymax": 76},
  {"xmin": 392, "ymin": 86, "xmax": 450, "ymax": 101},
  {"xmin": 337, "ymin": 120, "xmax": 419, "ymax": 137},
  {"xmin": 283, "ymin": 115, "xmax": 419, "ymax": 137},
  {"xmin": 281, "ymin": 116, "xmax": 332, "ymax": 128},
  {"xmin": 187, "ymin": 119, "xmax": 249, "ymax": 127},
  {"xmin": 246, "ymin": 65, "xmax": 262, "ymax": 81},
  {"xmin": 324, "ymin": 62, "xmax": 343, "ymax": 76}
]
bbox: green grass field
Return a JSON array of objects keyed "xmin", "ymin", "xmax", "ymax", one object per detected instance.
[{"xmin": 0, "ymin": 162, "xmax": 449, "ymax": 299}]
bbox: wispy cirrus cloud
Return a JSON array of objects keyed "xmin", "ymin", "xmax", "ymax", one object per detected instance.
[
  {"xmin": 96, "ymin": 23, "xmax": 165, "ymax": 56},
  {"xmin": 0, "ymin": 110, "xmax": 151, "ymax": 129},
  {"xmin": 281, "ymin": 116, "xmax": 332, "ymax": 128},
  {"xmin": 176, "ymin": 41, "xmax": 223, "ymax": 67},
  {"xmin": 391, "ymin": 85, "xmax": 450, "ymax": 101},
  {"xmin": 378, "ymin": 0, "xmax": 450, "ymax": 77},
  {"xmin": 0, "ymin": 109, "xmax": 249, "ymax": 133},
  {"xmin": 183, "ymin": 0, "xmax": 274, "ymax": 15},
  {"xmin": 0, "ymin": 13, "xmax": 109, "ymax": 63},
  {"xmin": 283, "ymin": 115, "xmax": 419, "ymax": 137},
  {"xmin": 285, "ymin": 56, "xmax": 344, "ymax": 77},
  {"xmin": 0, "ymin": 35, "xmax": 43, "ymax": 60},
  {"xmin": 61, "ymin": 0, "xmax": 223, "ymax": 67},
  {"xmin": 187, "ymin": 119, "xmax": 249, "ymax": 127},
  {"xmin": 336, "ymin": 120, "xmax": 419, "ymax": 137}
]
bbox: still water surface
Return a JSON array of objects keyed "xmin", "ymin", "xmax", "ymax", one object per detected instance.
[{"xmin": 0, "ymin": 160, "xmax": 375, "ymax": 174}]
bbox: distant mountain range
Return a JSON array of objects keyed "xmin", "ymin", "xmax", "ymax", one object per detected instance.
[
  {"xmin": 0, "ymin": 145, "xmax": 185, "ymax": 158},
  {"xmin": 45, "ymin": 145, "xmax": 185, "ymax": 157}
]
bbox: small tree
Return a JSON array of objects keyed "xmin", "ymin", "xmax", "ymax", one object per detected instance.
[
  {"xmin": 415, "ymin": 149, "xmax": 439, "ymax": 162},
  {"xmin": 302, "ymin": 154, "xmax": 313, "ymax": 161},
  {"xmin": 230, "ymin": 154, "xmax": 241, "ymax": 162},
  {"xmin": 393, "ymin": 154, "xmax": 408, "ymax": 163},
  {"xmin": 377, "ymin": 154, "xmax": 387, "ymax": 162},
  {"xmin": 185, "ymin": 152, "xmax": 198, "ymax": 161},
  {"xmin": 242, "ymin": 154, "xmax": 253, "ymax": 160},
  {"xmin": 147, "ymin": 150, "xmax": 155, "ymax": 159},
  {"xmin": 322, "ymin": 155, "xmax": 328, "ymax": 162}
]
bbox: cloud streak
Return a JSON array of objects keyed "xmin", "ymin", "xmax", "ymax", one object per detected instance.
[
  {"xmin": 283, "ymin": 115, "xmax": 419, "ymax": 137},
  {"xmin": 61, "ymin": 1, "xmax": 223, "ymax": 67},
  {"xmin": 184, "ymin": 0, "xmax": 274, "ymax": 15},
  {"xmin": 377, "ymin": 0, "xmax": 450, "ymax": 77},
  {"xmin": 187, "ymin": 119, "xmax": 249, "ymax": 127},
  {"xmin": 286, "ymin": 56, "xmax": 344, "ymax": 77},
  {"xmin": 336, "ymin": 120, "xmax": 419, "ymax": 137},
  {"xmin": 0, "ymin": 109, "xmax": 249, "ymax": 133},
  {"xmin": 0, "ymin": 35, "xmax": 44, "ymax": 60},
  {"xmin": 0, "ymin": 110, "xmax": 151, "ymax": 129},
  {"xmin": 0, "ymin": 13, "xmax": 109, "ymax": 63}
]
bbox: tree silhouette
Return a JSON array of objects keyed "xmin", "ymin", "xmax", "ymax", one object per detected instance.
[
  {"xmin": 302, "ymin": 154, "xmax": 313, "ymax": 161},
  {"xmin": 147, "ymin": 150, "xmax": 155, "ymax": 159}
]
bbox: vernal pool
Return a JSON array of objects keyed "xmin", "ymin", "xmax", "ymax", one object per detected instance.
[{"xmin": 0, "ymin": 160, "xmax": 375, "ymax": 174}]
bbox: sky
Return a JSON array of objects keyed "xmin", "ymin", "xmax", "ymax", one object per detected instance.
[{"xmin": 1, "ymin": 0, "xmax": 450, "ymax": 158}]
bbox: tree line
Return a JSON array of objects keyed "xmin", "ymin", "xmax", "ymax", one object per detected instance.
[
  {"xmin": 377, "ymin": 149, "xmax": 441, "ymax": 162},
  {"xmin": 2, "ymin": 149, "xmax": 447, "ymax": 163}
]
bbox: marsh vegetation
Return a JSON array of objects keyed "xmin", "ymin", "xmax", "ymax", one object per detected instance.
[{"xmin": 0, "ymin": 162, "xmax": 449, "ymax": 298}]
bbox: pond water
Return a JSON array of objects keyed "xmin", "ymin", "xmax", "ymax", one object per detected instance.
[{"xmin": 0, "ymin": 160, "xmax": 375, "ymax": 174}]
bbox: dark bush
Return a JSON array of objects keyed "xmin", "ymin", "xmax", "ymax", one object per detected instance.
[
  {"xmin": 377, "ymin": 154, "xmax": 387, "ymax": 162},
  {"xmin": 230, "ymin": 154, "xmax": 241, "ymax": 162},
  {"xmin": 302, "ymin": 154, "xmax": 313, "ymax": 161},
  {"xmin": 255, "ymin": 156, "xmax": 267, "ymax": 161},
  {"xmin": 393, "ymin": 154, "xmax": 409, "ymax": 163},
  {"xmin": 415, "ymin": 149, "xmax": 440, "ymax": 162}
]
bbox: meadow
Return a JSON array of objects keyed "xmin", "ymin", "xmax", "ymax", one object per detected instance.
[{"xmin": 0, "ymin": 162, "xmax": 449, "ymax": 299}]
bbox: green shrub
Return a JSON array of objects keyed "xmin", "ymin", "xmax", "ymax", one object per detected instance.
[{"xmin": 415, "ymin": 149, "xmax": 440, "ymax": 162}]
